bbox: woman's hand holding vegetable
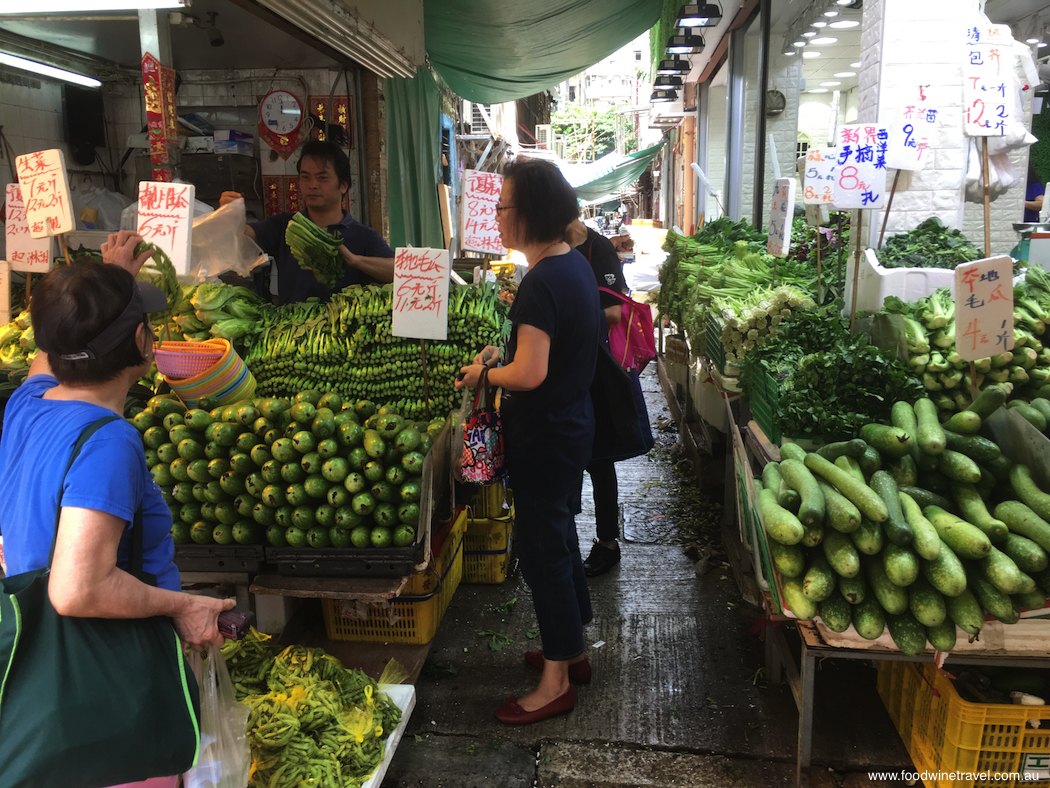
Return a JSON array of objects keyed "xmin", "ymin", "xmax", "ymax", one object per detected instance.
[{"xmin": 100, "ymin": 231, "xmax": 154, "ymax": 277}]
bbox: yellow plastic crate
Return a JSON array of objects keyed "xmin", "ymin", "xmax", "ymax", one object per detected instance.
[
  {"xmin": 470, "ymin": 480, "xmax": 512, "ymax": 520},
  {"xmin": 877, "ymin": 661, "xmax": 1050, "ymax": 788},
  {"xmin": 321, "ymin": 509, "xmax": 466, "ymax": 645},
  {"xmin": 463, "ymin": 514, "xmax": 513, "ymax": 585}
]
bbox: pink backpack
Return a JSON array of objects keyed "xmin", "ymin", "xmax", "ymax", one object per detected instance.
[{"xmin": 598, "ymin": 287, "xmax": 657, "ymax": 373}]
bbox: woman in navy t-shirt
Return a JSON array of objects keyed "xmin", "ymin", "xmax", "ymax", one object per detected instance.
[{"xmin": 457, "ymin": 160, "xmax": 603, "ymax": 724}]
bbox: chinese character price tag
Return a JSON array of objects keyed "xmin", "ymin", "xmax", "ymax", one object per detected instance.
[
  {"xmin": 136, "ymin": 181, "xmax": 195, "ymax": 275},
  {"xmin": 5, "ymin": 182, "xmax": 54, "ymax": 273},
  {"xmin": 833, "ymin": 125, "xmax": 889, "ymax": 209},
  {"xmin": 886, "ymin": 87, "xmax": 941, "ymax": 171},
  {"xmin": 954, "ymin": 256, "xmax": 1014, "ymax": 361},
  {"xmin": 803, "ymin": 148, "xmax": 837, "ymax": 206},
  {"xmin": 963, "ymin": 24, "xmax": 1013, "ymax": 137},
  {"xmin": 15, "ymin": 148, "xmax": 74, "ymax": 239},
  {"xmin": 392, "ymin": 247, "xmax": 451, "ymax": 341},
  {"xmin": 461, "ymin": 170, "xmax": 505, "ymax": 255},
  {"xmin": 767, "ymin": 178, "xmax": 796, "ymax": 258}
]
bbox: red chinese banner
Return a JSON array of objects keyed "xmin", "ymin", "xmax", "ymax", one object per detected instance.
[
  {"xmin": 285, "ymin": 177, "xmax": 301, "ymax": 214},
  {"xmin": 258, "ymin": 123, "xmax": 304, "ymax": 160},
  {"xmin": 142, "ymin": 53, "xmax": 176, "ymax": 181},
  {"xmin": 308, "ymin": 95, "xmax": 353, "ymax": 149},
  {"xmin": 262, "ymin": 176, "xmax": 285, "ymax": 218}
]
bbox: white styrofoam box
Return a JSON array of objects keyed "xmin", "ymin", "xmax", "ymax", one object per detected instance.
[
  {"xmin": 0, "ymin": 260, "xmax": 8, "ymax": 327},
  {"xmin": 843, "ymin": 247, "xmax": 955, "ymax": 318},
  {"xmin": 691, "ymin": 362, "xmax": 740, "ymax": 433},
  {"xmin": 252, "ymin": 593, "xmax": 301, "ymax": 635}
]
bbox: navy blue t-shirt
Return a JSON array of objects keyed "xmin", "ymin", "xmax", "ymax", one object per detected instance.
[
  {"xmin": 0, "ymin": 375, "xmax": 179, "ymax": 591},
  {"xmin": 499, "ymin": 249, "xmax": 602, "ymax": 492},
  {"xmin": 250, "ymin": 210, "xmax": 394, "ymax": 303}
]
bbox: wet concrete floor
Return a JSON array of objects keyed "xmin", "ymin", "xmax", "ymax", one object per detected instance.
[{"xmin": 380, "ymin": 369, "xmax": 913, "ymax": 788}]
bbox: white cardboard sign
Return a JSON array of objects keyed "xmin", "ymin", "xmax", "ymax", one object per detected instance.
[
  {"xmin": 767, "ymin": 178, "xmax": 796, "ymax": 258},
  {"xmin": 954, "ymin": 256, "xmax": 1014, "ymax": 361},
  {"xmin": 461, "ymin": 170, "xmax": 505, "ymax": 255},
  {"xmin": 0, "ymin": 261, "xmax": 10, "ymax": 325},
  {"xmin": 136, "ymin": 181, "xmax": 195, "ymax": 275},
  {"xmin": 5, "ymin": 182, "xmax": 53, "ymax": 273},
  {"xmin": 886, "ymin": 87, "xmax": 942, "ymax": 171},
  {"xmin": 963, "ymin": 23, "xmax": 1014, "ymax": 137},
  {"xmin": 391, "ymin": 247, "xmax": 451, "ymax": 341},
  {"xmin": 802, "ymin": 148, "xmax": 837, "ymax": 206},
  {"xmin": 832, "ymin": 124, "xmax": 889, "ymax": 209},
  {"xmin": 15, "ymin": 148, "xmax": 74, "ymax": 238}
]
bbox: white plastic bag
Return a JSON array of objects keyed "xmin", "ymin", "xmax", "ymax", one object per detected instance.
[
  {"xmin": 183, "ymin": 650, "xmax": 251, "ymax": 788},
  {"xmin": 187, "ymin": 197, "xmax": 267, "ymax": 280},
  {"xmin": 74, "ymin": 185, "xmax": 132, "ymax": 231}
]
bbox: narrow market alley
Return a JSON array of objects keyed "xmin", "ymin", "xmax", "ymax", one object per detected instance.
[{"xmin": 381, "ymin": 370, "xmax": 914, "ymax": 788}]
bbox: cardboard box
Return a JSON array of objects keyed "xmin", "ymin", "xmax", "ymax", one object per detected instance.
[
  {"xmin": 184, "ymin": 136, "xmax": 215, "ymax": 154},
  {"xmin": 213, "ymin": 129, "xmax": 254, "ymax": 155}
]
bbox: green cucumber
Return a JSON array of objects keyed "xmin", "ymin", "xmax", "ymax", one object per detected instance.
[
  {"xmin": 1002, "ymin": 533, "xmax": 1049, "ymax": 573},
  {"xmin": 979, "ymin": 545, "xmax": 1026, "ymax": 595},
  {"xmin": 985, "ymin": 454, "xmax": 1014, "ymax": 483},
  {"xmin": 779, "ymin": 442, "xmax": 807, "ymax": 462},
  {"xmin": 944, "ymin": 410, "xmax": 982, "ymax": 435},
  {"xmin": 924, "ymin": 506, "xmax": 992, "ymax": 559},
  {"xmin": 914, "ymin": 398, "xmax": 947, "ymax": 455},
  {"xmin": 758, "ymin": 488, "xmax": 805, "ymax": 546},
  {"xmin": 815, "ymin": 438, "xmax": 867, "ymax": 461},
  {"xmin": 944, "ymin": 589, "xmax": 983, "ymax": 636},
  {"xmin": 835, "ymin": 455, "xmax": 866, "ymax": 484},
  {"xmin": 885, "ymin": 455, "xmax": 919, "ymax": 487},
  {"xmin": 969, "ymin": 573, "xmax": 1017, "ymax": 622},
  {"xmin": 777, "ymin": 479, "xmax": 801, "ymax": 513},
  {"xmin": 817, "ymin": 480, "xmax": 861, "ymax": 534},
  {"xmin": 860, "ymin": 423, "xmax": 913, "ymax": 459},
  {"xmin": 926, "ymin": 618, "xmax": 958, "ymax": 652},
  {"xmin": 951, "ymin": 482, "xmax": 1008, "ymax": 543},
  {"xmin": 898, "ymin": 485, "xmax": 952, "ymax": 511},
  {"xmin": 852, "ymin": 597, "xmax": 886, "ymax": 640},
  {"xmin": 994, "ymin": 500, "xmax": 1050, "ymax": 553},
  {"xmin": 1016, "ymin": 572, "xmax": 1037, "ymax": 595},
  {"xmin": 822, "ymin": 530, "xmax": 861, "ymax": 579},
  {"xmin": 865, "ymin": 555, "xmax": 909, "ymax": 614},
  {"xmin": 870, "ymin": 471, "xmax": 912, "ymax": 546},
  {"xmin": 921, "ymin": 540, "xmax": 968, "ymax": 597},
  {"xmin": 1037, "ymin": 567, "xmax": 1050, "ymax": 595},
  {"xmin": 941, "ymin": 429, "xmax": 1001, "ymax": 464},
  {"xmin": 819, "ymin": 594, "xmax": 852, "ymax": 633},
  {"xmin": 804, "ymin": 453, "xmax": 888, "ymax": 523},
  {"xmin": 838, "ymin": 574, "xmax": 866, "ymax": 605},
  {"xmin": 802, "ymin": 555, "xmax": 836, "ymax": 601},
  {"xmin": 769, "ymin": 541, "xmax": 806, "ymax": 578},
  {"xmin": 937, "ymin": 450, "xmax": 982, "ymax": 484},
  {"xmin": 1015, "ymin": 588, "xmax": 1048, "ymax": 611},
  {"xmin": 919, "ymin": 469, "xmax": 952, "ymax": 496},
  {"xmin": 850, "ymin": 518, "xmax": 885, "ymax": 555},
  {"xmin": 908, "ymin": 576, "xmax": 946, "ymax": 627},
  {"xmin": 801, "ymin": 521, "xmax": 824, "ymax": 547},
  {"xmin": 761, "ymin": 461, "xmax": 784, "ymax": 495},
  {"xmin": 883, "ymin": 543, "xmax": 920, "ymax": 587},
  {"xmin": 779, "ymin": 458, "xmax": 826, "ymax": 528},
  {"xmin": 857, "ymin": 444, "xmax": 883, "ymax": 476},
  {"xmin": 965, "ymin": 383, "xmax": 1008, "ymax": 419},
  {"xmin": 1009, "ymin": 465, "xmax": 1050, "ymax": 522},
  {"xmin": 1029, "ymin": 398, "xmax": 1050, "ymax": 425},
  {"xmin": 783, "ymin": 578, "xmax": 817, "ymax": 620},
  {"xmin": 898, "ymin": 492, "xmax": 942, "ymax": 561},
  {"xmin": 1012, "ymin": 402, "xmax": 1047, "ymax": 431},
  {"xmin": 887, "ymin": 612, "xmax": 928, "ymax": 655}
]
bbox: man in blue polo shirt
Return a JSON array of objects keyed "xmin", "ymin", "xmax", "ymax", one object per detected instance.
[{"xmin": 221, "ymin": 140, "xmax": 394, "ymax": 303}]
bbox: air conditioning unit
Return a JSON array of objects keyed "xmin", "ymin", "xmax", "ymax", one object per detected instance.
[
  {"xmin": 471, "ymin": 102, "xmax": 493, "ymax": 132},
  {"xmin": 535, "ymin": 124, "xmax": 552, "ymax": 148}
]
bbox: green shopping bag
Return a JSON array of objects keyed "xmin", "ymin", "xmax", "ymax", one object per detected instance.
[{"xmin": 0, "ymin": 417, "xmax": 201, "ymax": 788}]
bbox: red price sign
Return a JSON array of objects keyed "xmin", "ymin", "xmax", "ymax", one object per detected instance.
[
  {"xmin": 803, "ymin": 148, "xmax": 837, "ymax": 206},
  {"xmin": 391, "ymin": 247, "xmax": 451, "ymax": 341},
  {"xmin": 15, "ymin": 149, "xmax": 74, "ymax": 238},
  {"xmin": 461, "ymin": 170, "xmax": 505, "ymax": 255},
  {"xmin": 136, "ymin": 181, "xmax": 195, "ymax": 275},
  {"xmin": 5, "ymin": 183, "xmax": 53, "ymax": 273},
  {"xmin": 954, "ymin": 256, "xmax": 1014, "ymax": 361}
]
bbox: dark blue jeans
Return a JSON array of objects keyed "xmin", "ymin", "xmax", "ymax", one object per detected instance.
[{"xmin": 514, "ymin": 477, "xmax": 593, "ymax": 661}]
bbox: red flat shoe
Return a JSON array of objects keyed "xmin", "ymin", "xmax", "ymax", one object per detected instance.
[
  {"xmin": 494, "ymin": 686, "xmax": 575, "ymax": 724},
  {"xmin": 523, "ymin": 649, "xmax": 592, "ymax": 682}
]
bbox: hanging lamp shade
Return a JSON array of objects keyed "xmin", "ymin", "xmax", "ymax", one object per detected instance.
[
  {"xmin": 654, "ymin": 74, "xmax": 684, "ymax": 89},
  {"xmin": 675, "ymin": 3, "xmax": 722, "ymax": 28},
  {"xmin": 666, "ymin": 28, "xmax": 705, "ymax": 55},
  {"xmin": 651, "ymin": 88, "xmax": 679, "ymax": 103},
  {"xmin": 656, "ymin": 57, "xmax": 690, "ymax": 75}
]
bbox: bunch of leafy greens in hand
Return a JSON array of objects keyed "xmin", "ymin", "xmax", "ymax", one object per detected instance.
[
  {"xmin": 742, "ymin": 306, "xmax": 925, "ymax": 441},
  {"xmin": 878, "ymin": 217, "xmax": 982, "ymax": 270}
]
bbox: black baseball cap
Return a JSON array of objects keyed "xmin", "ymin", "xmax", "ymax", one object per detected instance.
[{"xmin": 51, "ymin": 281, "xmax": 168, "ymax": 361}]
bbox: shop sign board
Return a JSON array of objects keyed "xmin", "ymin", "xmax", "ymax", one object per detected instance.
[
  {"xmin": 832, "ymin": 125, "xmax": 889, "ymax": 209},
  {"xmin": 15, "ymin": 148, "xmax": 74, "ymax": 239},
  {"xmin": 767, "ymin": 178, "xmax": 796, "ymax": 258},
  {"xmin": 391, "ymin": 247, "xmax": 451, "ymax": 341},
  {"xmin": 886, "ymin": 87, "xmax": 941, "ymax": 171},
  {"xmin": 953, "ymin": 255, "xmax": 1014, "ymax": 361},
  {"xmin": 136, "ymin": 181, "xmax": 195, "ymax": 275},
  {"xmin": 802, "ymin": 148, "xmax": 837, "ymax": 206},
  {"xmin": 4, "ymin": 182, "xmax": 54, "ymax": 273},
  {"xmin": 461, "ymin": 170, "xmax": 505, "ymax": 255},
  {"xmin": 963, "ymin": 24, "xmax": 1013, "ymax": 137}
]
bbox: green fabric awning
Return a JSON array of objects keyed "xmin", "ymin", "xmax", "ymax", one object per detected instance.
[
  {"xmin": 566, "ymin": 140, "xmax": 666, "ymax": 204},
  {"xmin": 424, "ymin": 0, "xmax": 663, "ymax": 105}
]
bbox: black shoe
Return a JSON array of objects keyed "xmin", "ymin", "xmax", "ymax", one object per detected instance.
[{"xmin": 583, "ymin": 539, "xmax": 621, "ymax": 577}]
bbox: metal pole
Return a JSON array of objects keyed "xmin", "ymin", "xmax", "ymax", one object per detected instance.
[{"xmin": 752, "ymin": 0, "xmax": 772, "ymax": 227}]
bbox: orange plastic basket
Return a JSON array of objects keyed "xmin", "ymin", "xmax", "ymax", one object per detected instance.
[{"xmin": 154, "ymin": 340, "xmax": 226, "ymax": 380}]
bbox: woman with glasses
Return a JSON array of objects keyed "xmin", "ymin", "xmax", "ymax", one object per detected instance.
[{"xmin": 457, "ymin": 159, "xmax": 603, "ymax": 724}]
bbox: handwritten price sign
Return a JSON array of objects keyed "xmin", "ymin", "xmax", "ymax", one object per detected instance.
[
  {"xmin": 833, "ymin": 125, "xmax": 888, "ymax": 209},
  {"xmin": 136, "ymin": 181, "xmax": 194, "ymax": 275},
  {"xmin": 886, "ymin": 87, "xmax": 941, "ymax": 171},
  {"xmin": 15, "ymin": 148, "xmax": 74, "ymax": 238},
  {"xmin": 5, "ymin": 183, "xmax": 53, "ymax": 273},
  {"xmin": 461, "ymin": 170, "xmax": 505, "ymax": 255},
  {"xmin": 767, "ymin": 178, "xmax": 796, "ymax": 258},
  {"xmin": 391, "ymin": 247, "xmax": 451, "ymax": 341},
  {"xmin": 803, "ymin": 148, "xmax": 837, "ymax": 206},
  {"xmin": 954, "ymin": 256, "xmax": 1014, "ymax": 361},
  {"xmin": 963, "ymin": 24, "xmax": 1013, "ymax": 137}
]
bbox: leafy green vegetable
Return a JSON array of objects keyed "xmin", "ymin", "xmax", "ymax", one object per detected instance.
[
  {"xmin": 286, "ymin": 212, "xmax": 345, "ymax": 286},
  {"xmin": 877, "ymin": 217, "xmax": 982, "ymax": 269}
]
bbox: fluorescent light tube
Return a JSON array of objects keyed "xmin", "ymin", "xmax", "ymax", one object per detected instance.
[{"xmin": 0, "ymin": 53, "xmax": 101, "ymax": 87}]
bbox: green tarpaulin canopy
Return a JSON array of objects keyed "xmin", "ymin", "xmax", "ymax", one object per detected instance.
[
  {"xmin": 563, "ymin": 139, "xmax": 666, "ymax": 204},
  {"xmin": 425, "ymin": 0, "xmax": 663, "ymax": 105}
]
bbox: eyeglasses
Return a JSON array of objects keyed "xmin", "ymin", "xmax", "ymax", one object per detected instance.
[{"xmin": 495, "ymin": 205, "xmax": 516, "ymax": 214}]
